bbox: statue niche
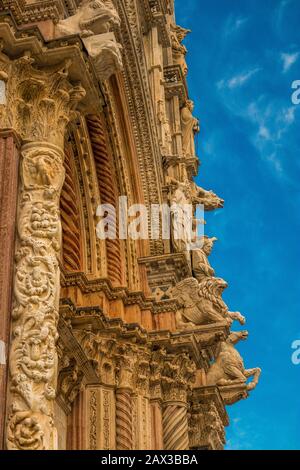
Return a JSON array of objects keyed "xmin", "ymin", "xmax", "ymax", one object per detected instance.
[
  {"xmin": 192, "ymin": 236, "xmax": 217, "ymax": 283},
  {"xmin": 181, "ymin": 100, "xmax": 199, "ymax": 158}
]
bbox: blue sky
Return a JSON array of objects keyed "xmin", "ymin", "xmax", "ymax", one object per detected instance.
[{"xmin": 175, "ymin": 0, "xmax": 300, "ymax": 450}]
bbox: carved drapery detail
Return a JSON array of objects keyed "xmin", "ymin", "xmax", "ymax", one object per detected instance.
[{"xmin": 1, "ymin": 53, "xmax": 85, "ymax": 450}]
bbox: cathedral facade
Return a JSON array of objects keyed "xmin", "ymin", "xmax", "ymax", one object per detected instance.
[{"xmin": 0, "ymin": 0, "xmax": 260, "ymax": 450}]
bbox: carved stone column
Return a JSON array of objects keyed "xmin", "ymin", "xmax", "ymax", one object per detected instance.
[
  {"xmin": 162, "ymin": 396, "xmax": 189, "ymax": 450},
  {"xmin": 115, "ymin": 349, "xmax": 135, "ymax": 450},
  {"xmin": 0, "ymin": 130, "xmax": 21, "ymax": 448},
  {"xmin": 0, "ymin": 53, "xmax": 85, "ymax": 450},
  {"xmin": 161, "ymin": 353, "xmax": 196, "ymax": 450}
]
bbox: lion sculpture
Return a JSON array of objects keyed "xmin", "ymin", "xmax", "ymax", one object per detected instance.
[{"xmin": 172, "ymin": 277, "xmax": 245, "ymax": 329}]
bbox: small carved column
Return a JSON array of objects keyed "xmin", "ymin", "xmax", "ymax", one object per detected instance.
[
  {"xmin": 115, "ymin": 350, "xmax": 135, "ymax": 450},
  {"xmin": 1, "ymin": 53, "xmax": 85, "ymax": 450},
  {"xmin": 161, "ymin": 353, "xmax": 196, "ymax": 450},
  {"xmin": 0, "ymin": 130, "xmax": 21, "ymax": 448},
  {"xmin": 149, "ymin": 350, "xmax": 165, "ymax": 450}
]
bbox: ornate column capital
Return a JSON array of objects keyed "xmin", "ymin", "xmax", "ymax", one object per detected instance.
[
  {"xmin": 0, "ymin": 51, "xmax": 85, "ymax": 147},
  {"xmin": 115, "ymin": 345, "xmax": 137, "ymax": 391},
  {"xmin": 161, "ymin": 352, "xmax": 196, "ymax": 404}
]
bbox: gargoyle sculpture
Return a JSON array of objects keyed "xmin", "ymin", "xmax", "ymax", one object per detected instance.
[
  {"xmin": 170, "ymin": 24, "xmax": 191, "ymax": 76},
  {"xmin": 56, "ymin": 0, "xmax": 120, "ymax": 37},
  {"xmin": 190, "ymin": 182, "xmax": 224, "ymax": 211},
  {"xmin": 192, "ymin": 236, "xmax": 217, "ymax": 282},
  {"xmin": 206, "ymin": 331, "xmax": 261, "ymax": 391},
  {"xmin": 172, "ymin": 277, "xmax": 245, "ymax": 329},
  {"xmin": 166, "ymin": 177, "xmax": 224, "ymax": 211}
]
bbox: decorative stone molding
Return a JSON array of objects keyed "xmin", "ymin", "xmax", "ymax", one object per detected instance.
[
  {"xmin": 0, "ymin": 0, "xmax": 65, "ymax": 25},
  {"xmin": 116, "ymin": 0, "xmax": 165, "ymax": 255},
  {"xmin": 86, "ymin": 385, "xmax": 116, "ymax": 450}
]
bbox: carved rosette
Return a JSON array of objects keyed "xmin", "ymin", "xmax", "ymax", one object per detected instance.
[{"xmin": 2, "ymin": 54, "xmax": 85, "ymax": 450}]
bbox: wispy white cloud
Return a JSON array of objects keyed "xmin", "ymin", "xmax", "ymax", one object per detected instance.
[
  {"xmin": 244, "ymin": 98, "xmax": 297, "ymax": 176},
  {"xmin": 224, "ymin": 14, "xmax": 249, "ymax": 36},
  {"xmin": 273, "ymin": 0, "xmax": 291, "ymax": 31},
  {"xmin": 226, "ymin": 414, "xmax": 266, "ymax": 450},
  {"xmin": 280, "ymin": 51, "xmax": 299, "ymax": 72},
  {"xmin": 217, "ymin": 68, "xmax": 260, "ymax": 90},
  {"xmin": 215, "ymin": 87, "xmax": 298, "ymax": 179}
]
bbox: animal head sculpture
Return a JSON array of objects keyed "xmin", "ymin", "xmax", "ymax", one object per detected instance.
[
  {"xmin": 227, "ymin": 330, "xmax": 248, "ymax": 345},
  {"xmin": 57, "ymin": 0, "xmax": 120, "ymax": 37}
]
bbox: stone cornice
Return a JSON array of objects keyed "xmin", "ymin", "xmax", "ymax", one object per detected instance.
[
  {"xmin": 61, "ymin": 268, "xmax": 180, "ymax": 313},
  {"xmin": 60, "ymin": 298, "xmax": 228, "ymax": 369},
  {"xmin": 0, "ymin": 0, "xmax": 65, "ymax": 25}
]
